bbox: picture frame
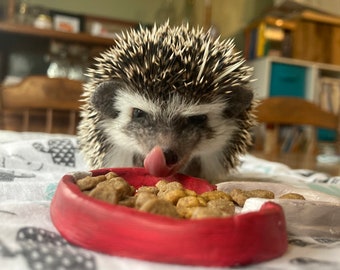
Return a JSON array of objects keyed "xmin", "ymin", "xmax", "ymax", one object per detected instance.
[{"xmin": 51, "ymin": 10, "xmax": 84, "ymax": 33}]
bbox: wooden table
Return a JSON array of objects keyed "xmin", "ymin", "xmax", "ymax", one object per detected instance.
[{"xmin": 250, "ymin": 151, "xmax": 340, "ymax": 176}]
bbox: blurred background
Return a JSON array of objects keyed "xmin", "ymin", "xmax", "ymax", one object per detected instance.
[
  {"xmin": 0, "ymin": 0, "xmax": 279, "ymax": 82},
  {"xmin": 1, "ymin": 0, "xmax": 339, "ymax": 82}
]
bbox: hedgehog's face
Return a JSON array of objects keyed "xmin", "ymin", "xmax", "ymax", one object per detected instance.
[
  {"xmin": 81, "ymin": 22, "xmax": 255, "ymax": 180},
  {"xmin": 91, "ymin": 79, "xmax": 253, "ymax": 177}
]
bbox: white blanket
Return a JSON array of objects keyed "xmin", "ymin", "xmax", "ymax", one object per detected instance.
[{"xmin": 1, "ymin": 130, "xmax": 340, "ymax": 270}]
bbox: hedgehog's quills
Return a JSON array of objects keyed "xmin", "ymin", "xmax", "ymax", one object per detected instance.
[{"xmin": 78, "ymin": 22, "xmax": 256, "ymax": 184}]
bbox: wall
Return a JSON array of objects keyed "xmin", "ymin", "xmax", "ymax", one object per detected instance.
[
  {"xmin": 193, "ymin": 0, "xmax": 272, "ymax": 36},
  {"xmin": 192, "ymin": 0, "xmax": 273, "ymax": 50},
  {"xmin": 27, "ymin": 0, "xmax": 273, "ymax": 42},
  {"xmin": 28, "ymin": 0, "xmax": 187, "ymax": 25},
  {"xmin": 274, "ymin": 0, "xmax": 340, "ymax": 16}
]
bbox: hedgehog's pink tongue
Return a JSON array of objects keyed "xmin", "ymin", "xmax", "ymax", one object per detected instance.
[{"xmin": 144, "ymin": 146, "xmax": 174, "ymax": 177}]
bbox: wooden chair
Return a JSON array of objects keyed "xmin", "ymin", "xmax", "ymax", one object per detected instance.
[
  {"xmin": 254, "ymin": 96, "xmax": 340, "ymax": 155},
  {"xmin": 0, "ymin": 76, "xmax": 84, "ymax": 134}
]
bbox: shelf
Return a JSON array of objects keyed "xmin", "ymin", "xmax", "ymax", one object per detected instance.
[
  {"xmin": 0, "ymin": 22, "xmax": 116, "ymax": 46},
  {"xmin": 248, "ymin": 56, "xmax": 340, "ymax": 101}
]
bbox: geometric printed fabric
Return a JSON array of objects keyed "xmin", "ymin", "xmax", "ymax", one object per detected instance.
[
  {"xmin": 32, "ymin": 139, "xmax": 76, "ymax": 167},
  {"xmin": 48, "ymin": 139, "xmax": 76, "ymax": 167}
]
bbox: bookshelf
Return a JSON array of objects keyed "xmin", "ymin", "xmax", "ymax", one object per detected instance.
[
  {"xmin": 244, "ymin": 16, "xmax": 296, "ymax": 60},
  {"xmin": 0, "ymin": 0, "xmax": 137, "ymax": 81},
  {"xmin": 244, "ymin": 5, "xmax": 340, "ymax": 66},
  {"xmin": 0, "ymin": 22, "xmax": 114, "ymax": 81},
  {"xmin": 248, "ymin": 56, "xmax": 340, "ymax": 151},
  {"xmin": 248, "ymin": 56, "xmax": 340, "ymax": 101}
]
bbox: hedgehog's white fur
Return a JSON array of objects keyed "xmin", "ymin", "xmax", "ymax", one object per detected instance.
[{"xmin": 78, "ymin": 22, "xmax": 256, "ymax": 183}]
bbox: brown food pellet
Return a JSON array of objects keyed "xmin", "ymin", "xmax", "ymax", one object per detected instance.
[
  {"xmin": 247, "ymin": 189, "xmax": 275, "ymax": 199},
  {"xmin": 137, "ymin": 186, "xmax": 159, "ymax": 195},
  {"xmin": 135, "ymin": 191, "xmax": 158, "ymax": 209},
  {"xmin": 76, "ymin": 175, "xmax": 107, "ymax": 191},
  {"xmin": 191, "ymin": 207, "xmax": 225, "ymax": 219},
  {"xmin": 155, "ymin": 180, "xmax": 170, "ymax": 190},
  {"xmin": 88, "ymin": 180, "xmax": 120, "ymax": 204},
  {"xmin": 108, "ymin": 177, "xmax": 135, "ymax": 198},
  {"xmin": 230, "ymin": 189, "xmax": 249, "ymax": 207},
  {"xmin": 118, "ymin": 196, "xmax": 136, "ymax": 207},
  {"xmin": 159, "ymin": 188, "xmax": 187, "ymax": 204},
  {"xmin": 176, "ymin": 195, "xmax": 207, "ymax": 218},
  {"xmin": 207, "ymin": 198, "xmax": 235, "ymax": 216},
  {"xmin": 176, "ymin": 206, "xmax": 195, "ymax": 219},
  {"xmin": 230, "ymin": 188, "xmax": 275, "ymax": 207},
  {"xmin": 184, "ymin": 189, "xmax": 197, "ymax": 196},
  {"xmin": 279, "ymin": 193, "xmax": 305, "ymax": 200},
  {"xmin": 140, "ymin": 198, "xmax": 180, "ymax": 218},
  {"xmin": 201, "ymin": 190, "xmax": 232, "ymax": 201},
  {"xmin": 105, "ymin": 171, "xmax": 118, "ymax": 179},
  {"xmin": 177, "ymin": 195, "xmax": 207, "ymax": 208}
]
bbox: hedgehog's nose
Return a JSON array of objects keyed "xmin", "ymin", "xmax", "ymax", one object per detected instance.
[{"xmin": 163, "ymin": 149, "xmax": 178, "ymax": 166}]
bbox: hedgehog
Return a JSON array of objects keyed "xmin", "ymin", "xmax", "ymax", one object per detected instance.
[{"xmin": 78, "ymin": 22, "xmax": 256, "ymax": 184}]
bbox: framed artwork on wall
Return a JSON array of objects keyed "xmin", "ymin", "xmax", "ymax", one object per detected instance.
[{"xmin": 51, "ymin": 11, "xmax": 84, "ymax": 33}]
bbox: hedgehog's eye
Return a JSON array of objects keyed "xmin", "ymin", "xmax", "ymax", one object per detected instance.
[
  {"xmin": 132, "ymin": 108, "xmax": 147, "ymax": 120},
  {"xmin": 187, "ymin": 114, "xmax": 207, "ymax": 125}
]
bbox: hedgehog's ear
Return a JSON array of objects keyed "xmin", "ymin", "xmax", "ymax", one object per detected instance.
[
  {"xmin": 91, "ymin": 80, "xmax": 126, "ymax": 118},
  {"xmin": 223, "ymin": 85, "xmax": 254, "ymax": 118}
]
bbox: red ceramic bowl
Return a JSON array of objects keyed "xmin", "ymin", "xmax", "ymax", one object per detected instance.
[{"xmin": 50, "ymin": 168, "xmax": 288, "ymax": 266}]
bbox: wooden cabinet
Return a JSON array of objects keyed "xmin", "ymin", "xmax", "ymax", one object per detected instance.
[
  {"xmin": 292, "ymin": 19, "xmax": 340, "ymax": 65},
  {"xmin": 0, "ymin": 0, "xmax": 138, "ymax": 82},
  {"xmin": 0, "ymin": 21, "xmax": 117, "ymax": 81},
  {"xmin": 0, "ymin": 1, "xmax": 137, "ymax": 132},
  {"xmin": 244, "ymin": 6, "xmax": 340, "ymax": 66}
]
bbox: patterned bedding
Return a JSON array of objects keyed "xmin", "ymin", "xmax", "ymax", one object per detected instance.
[{"xmin": 0, "ymin": 130, "xmax": 339, "ymax": 270}]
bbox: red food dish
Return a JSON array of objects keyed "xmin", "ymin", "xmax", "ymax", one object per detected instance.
[{"xmin": 50, "ymin": 167, "xmax": 288, "ymax": 267}]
